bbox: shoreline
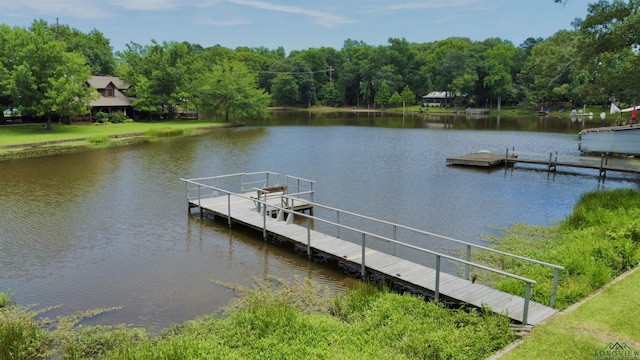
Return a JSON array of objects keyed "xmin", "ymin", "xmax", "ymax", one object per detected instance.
[{"xmin": 0, "ymin": 122, "xmax": 244, "ymax": 161}]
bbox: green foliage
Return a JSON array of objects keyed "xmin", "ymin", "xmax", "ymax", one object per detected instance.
[
  {"xmin": 375, "ymin": 81, "xmax": 391, "ymax": 108},
  {"xmin": 319, "ymin": 82, "xmax": 342, "ymax": 107},
  {"xmin": 101, "ymin": 277, "xmax": 514, "ymax": 360},
  {"xmin": 108, "ymin": 111, "xmax": 130, "ymax": 124},
  {"xmin": 0, "ymin": 300, "xmax": 128, "ymax": 360},
  {"xmin": 146, "ymin": 127, "xmax": 185, "ymax": 137},
  {"xmin": 0, "ymin": 289, "xmax": 13, "ymax": 308},
  {"xmin": 471, "ymin": 189, "xmax": 640, "ymax": 309},
  {"xmin": 400, "ymin": 85, "xmax": 416, "ymax": 105},
  {"xmin": 87, "ymin": 135, "xmax": 111, "ymax": 144},
  {"xmin": 389, "ymin": 91, "xmax": 403, "ymax": 106},
  {"xmin": 271, "ymin": 73, "xmax": 299, "ymax": 106},
  {"xmin": 195, "ymin": 60, "xmax": 271, "ymax": 121},
  {"xmin": 0, "ymin": 21, "xmax": 97, "ymax": 129}
]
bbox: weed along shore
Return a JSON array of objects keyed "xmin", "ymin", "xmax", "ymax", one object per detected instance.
[
  {"xmin": 1, "ymin": 189, "xmax": 639, "ymax": 359},
  {"xmin": 0, "ymin": 121, "xmax": 243, "ymax": 161}
]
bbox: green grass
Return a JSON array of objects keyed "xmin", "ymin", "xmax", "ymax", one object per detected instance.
[
  {"xmin": 500, "ymin": 267, "xmax": 640, "ymax": 360},
  {"xmin": 469, "ymin": 189, "xmax": 640, "ymax": 310},
  {"xmin": 0, "ymin": 121, "xmax": 227, "ymax": 146},
  {"xmin": 0, "ymin": 279, "xmax": 515, "ymax": 360},
  {"xmin": 101, "ymin": 278, "xmax": 514, "ymax": 360}
]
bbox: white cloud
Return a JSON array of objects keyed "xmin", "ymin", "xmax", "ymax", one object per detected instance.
[
  {"xmin": 111, "ymin": 0, "xmax": 177, "ymax": 11},
  {"xmin": 227, "ymin": 0, "xmax": 355, "ymax": 27},
  {"xmin": 369, "ymin": 0, "xmax": 481, "ymax": 13},
  {"xmin": 197, "ymin": 17, "xmax": 250, "ymax": 26},
  {"xmin": 0, "ymin": 0, "xmax": 109, "ymax": 19}
]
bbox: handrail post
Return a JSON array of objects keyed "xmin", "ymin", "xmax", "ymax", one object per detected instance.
[
  {"xmin": 287, "ymin": 199, "xmax": 295, "ymax": 224},
  {"xmin": 263, "ymin": 199, "xmax": 267, "ymax": 240},
  {"xmin": 307, "ymin": 217, "xmax": 311, "ymax": 258},
  {"xmin": 435, "ymin": 255, "xmax": 441, "ymax": 301},
  {"xmin": 550, "ymin": 268, "xmax": 559, "ymax": 308},
  {"xmin": 523, "ymin": 282, "xmax": 531, "ymax": 325},
  {"xmin": 310, "ymin": 181, "xmax": 314, "ymax": 203},
  {"xmin": 392, "ymin": 225, "xmax": 397, "ymax": 256},
  {"xmin": 336, "ymin": 211, "xmax": 341, "ymax": 238},
  {"xmin": 198, "ymin": 185, "xmax": 202, "ymax": 219},
  {"xmin": 361, "ymin": 233, "xmax": 366, "ymax": 278},
  {"xmin": 240, "ymin": 174, "xmax": 245, "ymax": 192},
  {"xmin": 227, "ymin": 193, "xmax": 232, "ymax": 227},
  {"xmin": 465, "ymin": 244, "xmax": 471, "ymax": 280}
]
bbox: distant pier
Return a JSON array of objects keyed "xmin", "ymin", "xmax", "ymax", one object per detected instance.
[{"xmin": 447, "ymin": 149, "xmax": 640, "ymax": 180}]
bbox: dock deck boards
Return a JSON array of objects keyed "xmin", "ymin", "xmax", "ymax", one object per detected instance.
[{"xmin": 190, "ymin": 193, "xmax": 556, "ymax": 325}]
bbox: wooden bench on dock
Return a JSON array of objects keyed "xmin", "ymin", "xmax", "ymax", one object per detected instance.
[{"xmin": 252, "ymin": 185, "xmax": 288, "ymax": 210}]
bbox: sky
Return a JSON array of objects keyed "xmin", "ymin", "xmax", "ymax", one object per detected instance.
[{"xmin": 0, "ymin": 0, "xmax": 592, "ymax": 54}]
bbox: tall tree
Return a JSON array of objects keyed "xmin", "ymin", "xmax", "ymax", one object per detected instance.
[
  {"xmin": 117, "ymin": 40, "xmax": 196, "ymax": 118},
  {"xmin": 271, "ymin": 73, "xmax": 299, "ymax": 106},
  {"xmin": 375, "ymin": 81, "xmax": 391, "ymax": 108},
  {"xmin": 482, "ymin": 42, "xmax": 517, "ymax": 110},
  {"xmin": 6, "ymin": 21, "xmax": 97, "ymax": 129},
  {"xmin": 196, "ymin": 60, "xmax": 270, "ymax": 121}
]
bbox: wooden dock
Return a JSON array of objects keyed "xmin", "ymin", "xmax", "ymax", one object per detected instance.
[
  {"xmin": 182, "ymin": 172, "xmax": 563, "ymax": 325},
  {"xmin": 447, "ymin": 151, "xmax": 640, "ymax": 179},
  {"xmin": 446, "ymin": 152, "xmax": 510, "ymax": 167}
]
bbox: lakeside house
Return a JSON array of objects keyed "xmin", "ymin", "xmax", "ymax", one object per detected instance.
[
  {"xmin": 72, "ymin": 76, "xmax": 135, "ymax": 124},
  {"xmin": 421, "ymin": 91, "xmax": 454, "ymax": 107}
]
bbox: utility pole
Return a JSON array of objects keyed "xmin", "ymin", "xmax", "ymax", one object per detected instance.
[{"xmin": 327, "ymin": 66, "xmax": 334, "ymax": 83}]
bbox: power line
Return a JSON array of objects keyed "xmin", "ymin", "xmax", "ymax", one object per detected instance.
[{"xmin": 253, "ymin": 70, "xmax": 328, "ymax": 75}]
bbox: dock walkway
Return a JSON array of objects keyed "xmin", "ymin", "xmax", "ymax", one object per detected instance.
[
  {"xmin": 182, "ymin": 172, "xmax": 564, "ymax": 325},
  {"xmin": 447, "ymin": 150, "xmax": 640, "ymax": 179}
]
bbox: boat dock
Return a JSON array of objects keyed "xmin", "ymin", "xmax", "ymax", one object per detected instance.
[
  {"xmin": 447, "ymin": 149, "xmax": 640, "ymax": 179},
  {"xmin": 181, "ymin": 172, "xmax": 564, "ymax": 325}
]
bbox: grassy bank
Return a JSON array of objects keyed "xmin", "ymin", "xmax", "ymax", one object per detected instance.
[
  {"xmin": 1, "ymin": 279, "xmax": 515, "ymax": 359},
  {"xmin": 0, "ymin": 121, "xmax": 234, "ymax": 160},
  {"xmin": 497, "ymin": 267, "xmax": 640, "ymax": 359},
  {"xmin": 0, "ymin": 121, "xmax": 231, "ymax": 146},
  {"xmin": 2, "ymin": 188, "xmax": 639, "ymax": 359},
  {"xmin": 470, "ymin": 188, "xmax": 640, "ymax": 310}
]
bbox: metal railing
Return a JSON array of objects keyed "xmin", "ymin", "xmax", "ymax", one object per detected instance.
[
  {"xmin": 181, "ymin": 173, "xmax": 565, "ymax": 324},
  {"xmin": 277, "ymin": 195, "xmax": 564, "ymax": 309}
]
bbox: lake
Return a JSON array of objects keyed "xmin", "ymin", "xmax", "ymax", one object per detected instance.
[{"xmin": 1, "ymin": 112, "xmax": 638, "ymax": 331}]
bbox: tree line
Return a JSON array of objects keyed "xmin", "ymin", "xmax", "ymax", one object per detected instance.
[{"xmin": 2, "ymin": 1, "xmax": 640, "ymax": 125}]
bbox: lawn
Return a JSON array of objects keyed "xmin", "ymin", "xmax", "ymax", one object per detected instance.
[
  {"xmin": 497, "ymin": 266, "xmax": 640, "ymax": 359},
  {"xmin": 0, "ymin": 120, "xmax": 228, "ymax": 146}
]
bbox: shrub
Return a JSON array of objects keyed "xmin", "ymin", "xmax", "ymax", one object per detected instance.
[
  {"xmin": 0, "ymin": 289, "xmax": 13, "ymax": 308},
  {"xmin": 146, "ymin": 127, "xmax": 184, "ymax": 138},
  {"xmin": 108, "ymin": 112, "xmax": 130, "ymax": 124},
  {"xmin": 87, "ymin": 135, "xmax": 111, "ymax": 144},
  {"xmin": 93, "ymin": 111, "xmax": 109, "ymax": 124}
]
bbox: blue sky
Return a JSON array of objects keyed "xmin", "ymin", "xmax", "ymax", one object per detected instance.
[{"xmin": 1, "ymin": 0, "xmax": 590, "ymax": 54}]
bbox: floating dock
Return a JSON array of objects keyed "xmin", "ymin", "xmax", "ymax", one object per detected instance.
[{"xmin": 182, "ymin": 172, "xmax": 563, "ymax": 325}]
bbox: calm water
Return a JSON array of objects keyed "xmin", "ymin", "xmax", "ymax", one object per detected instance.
[{"xmin": 1, "ymin": 113, "xmax": 638, "ymax": 331}]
